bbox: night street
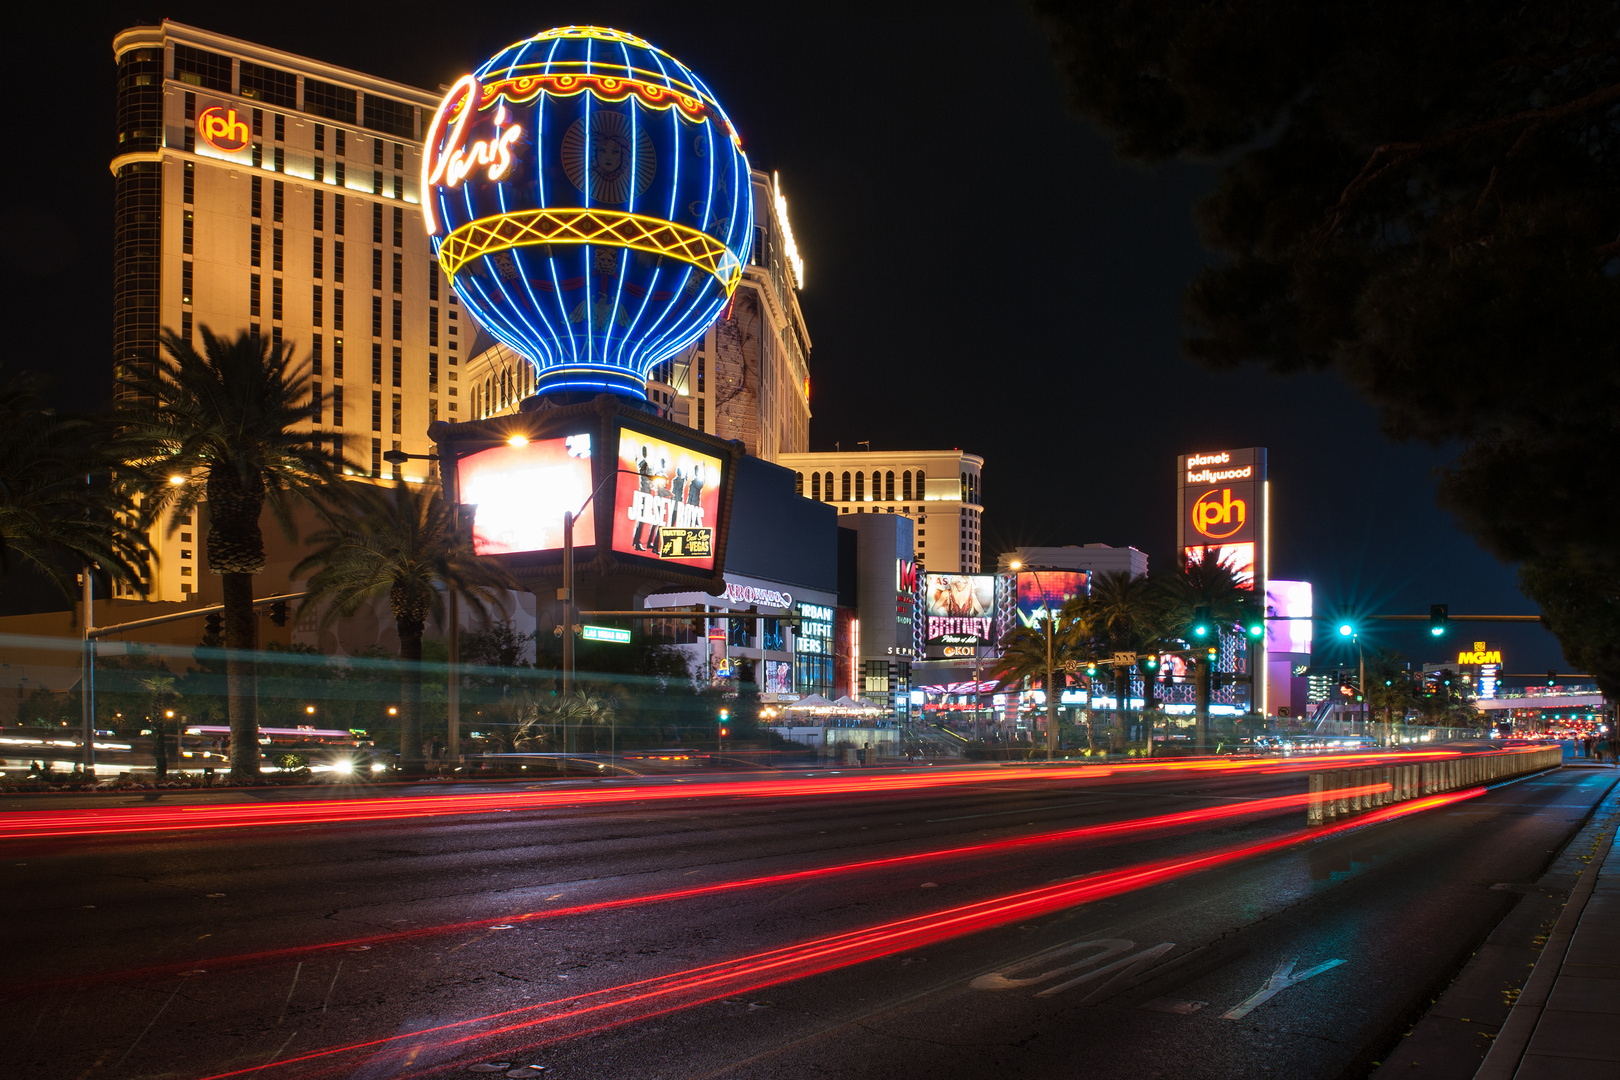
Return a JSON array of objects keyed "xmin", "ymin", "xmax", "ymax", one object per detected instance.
[{"xmin": 2, "ymin": 759, "xmax": 1613, "ymax": 1079}]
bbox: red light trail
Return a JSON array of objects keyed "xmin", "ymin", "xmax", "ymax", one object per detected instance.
[
  {"xmin": 30, "ymin": 783, "xmax": 1392, "ymax": 992},
  {"xmin": 0, "ymin": 748, "xmax": 1493, "ymax": 843},
  {"xmin": 191, "ymin": 786, "xmax": 1483, "ymax": 1080}
]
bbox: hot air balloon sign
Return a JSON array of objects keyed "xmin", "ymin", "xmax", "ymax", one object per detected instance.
[{"xmin": 423, "ymin": 26, "xmax": 753, "ymax": 400}]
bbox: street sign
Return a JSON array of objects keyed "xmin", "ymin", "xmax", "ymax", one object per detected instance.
[
  {"xmin": 581, "ymin": 625, "xmax": 632, "ymax": 644},
  {"xmin": 658, "ymin": 527, "xmax": 713, "ymax": 559},
  {"xmin": 1112, "ymin": 651, "xmax": 1138, "ymax": 667}
]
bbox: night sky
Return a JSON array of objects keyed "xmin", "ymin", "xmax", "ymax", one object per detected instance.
[{"xmin": 8, "ymin": 2, "xmax": 1565, "ymax": 676}]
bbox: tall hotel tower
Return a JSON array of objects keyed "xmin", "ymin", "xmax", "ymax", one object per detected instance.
[{"xmin": 112, "ymin": 22, "xmax": 451, "ymax": 601}]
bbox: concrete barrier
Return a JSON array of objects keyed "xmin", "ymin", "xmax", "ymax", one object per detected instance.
[{"xmin": 1307, "ymin": 746, "xmax": 1562, "ymax": 825}]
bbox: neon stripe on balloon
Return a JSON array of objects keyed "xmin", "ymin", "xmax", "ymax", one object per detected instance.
[{"xmin": 438, "ymin": 209, "xmax": 744, "ymax": 291}]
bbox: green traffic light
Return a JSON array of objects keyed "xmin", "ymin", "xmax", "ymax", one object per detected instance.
[
  {"xmin": 1429, "ymin": 626, "xmax": 1445, "ymax": 637},
  {"xmin": 1338, "ymin": 623, "xmax": 1354, "ymax": 637},
  {"xmin": 1193, "ymin": 624, "xmax": 1209, "ymax": 638},
  {"xmin": 1246, "ymin": 622, "xmax": 1263, "ymax": 638}
]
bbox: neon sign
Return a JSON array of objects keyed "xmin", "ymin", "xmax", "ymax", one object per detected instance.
[
  {"xmin": 1191, "ymin": 488, "xmax": 1247, "ymax": 540},
  {"xmin": 422, "ymin": 76, "xmax": 522, "ymax": 236},
  {"xmin": 197, "ymin": 105, "xmax": 250, "ymax": 153},
  {"xmin": 1459, "ymin": 649, "xmax": 1503, "ymax": 665}
]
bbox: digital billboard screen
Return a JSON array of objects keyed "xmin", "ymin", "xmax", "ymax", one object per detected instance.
[
  {"xmin": 1265, "ymin": 579, "xmax": 1312, "ymax": 653},
  {"xmin": 1183, "ymin": 543, "xmax": 1255, "ymax": 590},
  {"xmin": 611, "ymin": 424, "xmax": 724, "ymax": 571},
  {"xmin": 924, "ymin": 573, "xmax": 995, "ymax": 645},
  {"xmin": 457, "ymin": 434, "xmax": 594, "ymax": 555},
  {"xmin": 1014, "ymin": 570, "xmax": 1089, "ymax": 630}
]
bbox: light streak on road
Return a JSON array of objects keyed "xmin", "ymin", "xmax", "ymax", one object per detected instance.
[
  {"xmin": 191, "ymin": 786, "xmax": 1484, "ymax": 1080},
  {"xmin": 30, "ymin": 783, "xmax": 1392, "ymax": 992}
]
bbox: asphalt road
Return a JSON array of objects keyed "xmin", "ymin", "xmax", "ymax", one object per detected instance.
[{"xmin": 0, "ymin": 759, "xmax": 1613, "ymax": 1080}]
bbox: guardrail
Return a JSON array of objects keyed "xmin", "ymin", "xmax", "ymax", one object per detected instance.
[{"xmin": 1307, "ymin": 746, "xmax": 1563, "ymax": 825}]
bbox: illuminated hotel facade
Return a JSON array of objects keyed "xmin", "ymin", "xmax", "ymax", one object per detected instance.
[
  {"xmin": 112, "ymin": 21, "xmax": 451, "ymax": 601},
  {"xmin": 777, "ymin": 449, "xmax": 986, "ymax": 573},
  {"xmin": 463, "ymin": 169, "xmax": 813, "ymax": 465}
]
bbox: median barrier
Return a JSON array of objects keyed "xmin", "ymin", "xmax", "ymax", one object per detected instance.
[{"xmin": 1307, "ymin": 746, "xmax": 1562, "ymax": 825}]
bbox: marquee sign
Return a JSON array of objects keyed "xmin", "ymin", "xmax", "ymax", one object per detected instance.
[{"xmin": 1177, "ymin": 447, "xmax": 1266, "ymax": 593}]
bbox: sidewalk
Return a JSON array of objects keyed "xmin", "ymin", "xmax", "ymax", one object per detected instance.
[{"xmin": 1476, "ymin": 771, "xmax": 1620, "ymax": 1080}]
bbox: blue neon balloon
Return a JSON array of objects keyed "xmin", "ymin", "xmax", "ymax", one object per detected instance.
[{"xmin": 423, "ymin": 26, "xmax": 753, "ymax": 399}]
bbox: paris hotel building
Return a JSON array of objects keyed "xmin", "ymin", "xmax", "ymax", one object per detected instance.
[{"xmin": 113, "ymin": 21, "xmax": 457, "ymax": 602}]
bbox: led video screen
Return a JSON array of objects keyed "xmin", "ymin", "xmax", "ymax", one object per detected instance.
[
  {"xmin": 457, "ymin": 434, "xmax": 595, "ymax": 555},
  {"xmin": 611, "ymin": 424, "xmax": 724, "ymax": 571},
  {"xmin": 1014, "ymin": 570, "xmax": 1089, "ymax": 630},
  {"xmin": 924, "ymin": 573, "xmax": 996, "ymax": 644}
]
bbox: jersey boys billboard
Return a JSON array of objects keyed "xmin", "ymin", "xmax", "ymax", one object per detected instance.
[
  {"xmin": 611, "ymin": 425, "xmax": 723, "ymax": 571},
  {"xmin": 458, "ymin": 434, "xmax": 595, "ymax": 555},
  {"xmin": 1177, "ymin": 447, "xmax": 1267, "ymax": 592}
]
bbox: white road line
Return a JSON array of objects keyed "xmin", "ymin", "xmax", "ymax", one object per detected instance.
[{"xmin": 1221, "ymin": 956, "xmax": 1344, "ymax": 1020}]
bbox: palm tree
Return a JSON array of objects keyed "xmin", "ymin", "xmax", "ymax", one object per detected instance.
[
  {"xmin": 1165, "ymin": 550, "xmax": 1256, "ymax": 753},
  {"xmin": 114, "ymin": 328, "xmax": 346, "ymax": 779},
  {"xmin": 1072, "ymin": 571, "xmax": 1168, "ymax": 749},
  {"xmin": 295, "ymin": 480, "xmax": 518, "ymax": 773},
  {"xmin": 990, "ymin": 608, "xmax": 1080, "ymax": 751},
  {"xmin": 0, "ymin": 367, "xmax": 148, "ymax": 596}
]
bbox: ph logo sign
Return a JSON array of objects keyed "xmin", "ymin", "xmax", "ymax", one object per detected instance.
[
  {"xmin": 1192, "ymin": 488, "xmax": 1247, "ymax": 540},
  {"xmin": 197, "ymin": 105, "xmax": 251, "ymax": 153}
]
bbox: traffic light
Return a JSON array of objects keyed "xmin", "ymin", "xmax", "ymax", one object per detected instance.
[
  {"xmin": 1547, "ymin": 670, "xmax": 1557, "ymax": 687},
  {"xmin": 1429, "ymin": 604, "xmax": 1448, "ymax": 637},
  {"xmin": 1338, "ymin": 622, "xmax": 1354, "ymax": 637},
  {"xmin": 1246, "ymin": 618, "xmax": 1264, "ymax": 639},
  {"xmin": 1085, "ymin": 662, "xmax": 1097, "ymax": 676},
  {"xmin": 203, "ymin": 612, "xmax": 223, "ymax": 640},
  {"xmin": 1144, "ymin": 655, "xmax": 1158, "ymax": 671},
  {"xmin": 1192, "ymin": 605, "xmax": 1211, "ymax": 638},
  {"xmin": 718, "ymin": 708, "xmax": 729, "ymax": 740},
  {"xmin": 269, "ymin": 600, "xmax": 289, "ymax": 627},
  {"xmin": 1206, "ymin": 644, "xmax": 1218, "ymax": 661}
]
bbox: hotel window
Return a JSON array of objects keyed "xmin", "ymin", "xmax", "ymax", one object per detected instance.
[
  {"xmin": 391, "ymin": 440, "xmax": 402, "ymax": 479},
  {"xmin": 371, "ymin": 248, "xmax": 382, "ymax": 290},
  {"xmin": 334, "ymin": 194, "xmax": 345, "ymax": 235},
  {"xmin": 313, "ymin": 238, "xmax": 323, "ymax": 279},
  {"xmin": 371, "ymin": 391, "xmax": 382, "ymax": 432},
  {"xmin": 371, "ymin": 295, "xmax": 382, "ymax": 337},
  {"xmin": 252, "ymin": 108, "xmax": 264, "ymax": 137},
  {"xmin": 333, "ymin": 288, "xmax": 344, "ymax": 330},
  {"xmin": 272, "ymin": 278, "xmax": 282, "ymax": 321},
  {"xmin": 697, "ymin": 399, "xmax": 705, "ymax": 432},
  {"xmin": 183, "ymin": 162, "xmax": 194, "ymax": 204},
  {"xmin": 173, "ymin": 44, "xmax": 232, "ymax": 92},
  {"xmin": 811, "ymin": 473, "xmax": 821, "ymax": 500},
  {"xmin": 372, "ymin": 343, "xmax": 382, "ymax": 384},
  {"xmin": 371, "ymin": 437, "xmax": 381, "ymax": 476},
  {"xmin": 183, "ymin": 91, "xmax": 195, "ymax": 121},
  {"xmin": 842, "ymin": 472, "xmax": 852, "ymax": 501},
  {"xmin": 249, "ymin": 274, "xmax": 261, "ymax": 317},
  {"xmin": 429, "ymin": 353, "xmax": 439, "ymax": 392},
  {"xmin": 311, "ymin": 381, "xmax": 322, "ymax": 425},
  {"xmin": 273, "ymin": 114, "xmax": 284, "ymax": 142},
  {"xmin": 181, "ymin": 263, "xmax": 193, "ymax": 304},
  {"xmin": 392, "ymin": 253, "xmax": 402, "ymax": 292},
  {"xmin": 372, "ymin": 170, "xmax": 382, "ymax": 194},
  {"xmin": 314, "ymin": 123, "xmax": 325, "ymax": 151},
  {"xmin": 429, "ymin": 307, "xmax": 438, "ymax": 346},
  {"xmin": 333, "ymin": 241, "xmax": 344, "ymax": 283},
  {"xmin": 251, "ymin": 226, "xmax": 261, "ymax": 267},
  {"xmin": 855, "ymin": 472, "xmax": 865, "ymax": 501},
  {"xmin": 332, "ymin": 384, "xmax": 344, "ymax": 426},
  {"xmin": 312, "ymin": 334, "xmax": 323, "ymax": 375},
  {"xmin": 392, "ymin": 300, "xmax": 402, "ymax": 340},
  {"xmin": 902, "ymin": 471, "xmax": 912, "ymax": 501},
  {"xmin": 885, "ymin": 471, "xmax": 895, "ymax": 501},
  {"xmin": 252, "ymin": 143, "xmax": 262, "ymax": 168},
  {"xmin": 373, "ymin": 138, "xmax": 384, "ymax": 165},
  {"xmin": 184, "ymin": 127, "xmax": 194, "ymax": 152},
  {"xmin": 392, "ymin": 208, "xmax": 403, "ymax": 248},
  {"xmin": 182, "ymin": 212, "xmax": 193, "ymax": 255},
  {"xmin": 251, "ymin": 177, "xmax": 262, "ymax": 219},
  {"xmin": 696, "ymin": 356, "xmax": 705, "ymax": 393},
  {"xmin": 372, "ymin": 203, "xmax": 383, "ymax": 244},
  {"xmin": 333, "ymin": 337, "xmax": 344, "ymax": 378},
  {"xmin": 392, "ymin": 347, "xmax": 402, "ymax": 387},
  {"xmin": 273, "ymin": 147, "xmax": 284, "ymax": 173},
  {"xmin": 306, "ymin": 80, "xmax": 357, "ymax": 125},
  {"xmin": 795, "ymin": 472, "xmax": 804, "ymax": 496},
  {"xmin": 916, "ymin": 469, "xmax": 926, "ymax": 494},
  {"xmin": 312, "ymin": 285, "xmax": 323, "ymax": 326},
  {"xmin": 181, "ymin": 310, "xmax": 192, "ymax": 339},
  {"xmin": 272, "ymin": 229, "xmax": 283, "ymax": 272},
  {"xmin": 428, "ymin": 266, "xmax": 439, "ymax": 301},
  {"xmin": 335, "ymin": 162, "xmax": 346, "ymax": 187},
  {"xmin": 335, "ymin": 129, "xmax": 346, "ymax": 156},
  {"xmin": 391, "ymin": 394, "xmax": 402, "ymax": 435},
  {"xmin": 823, "ymin": 472, "xmax": 833, "ymax": 501},
  {"xmin": 429, "ymin": 399, "xmax": 438, "ymax": 423},
  {"xmin": 393, "ymin": 143, "xmax": 404, "ymax": 171},
  {"xmin": 271, "ymin": 325, "xmax": 282, "ymax": 348}
]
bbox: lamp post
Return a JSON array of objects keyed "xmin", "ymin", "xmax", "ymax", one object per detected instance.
[
  {"xmin": 1337, "ymin": 621, "xmax": 1366, "ymax": 737},
  {"xmin": 1010, "ymin": 561, "xmax": 1058, "ymax": 761}
]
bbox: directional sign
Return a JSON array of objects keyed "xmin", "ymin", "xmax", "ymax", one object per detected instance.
[
  {"xmin": 658, "ymin": 527, "xmax": 713, "ymax": 559},
  {"xmin": 581, "ymin": 625, "xmax": 632, "ymax": 644},
  {"xmin": 1112, "ymin": 652, "xmax": 1138, "ymax": 667}
]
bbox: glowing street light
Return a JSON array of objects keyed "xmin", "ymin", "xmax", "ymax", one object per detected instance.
[
  {"xmin": 1338, "ymin": 622, "xmax": 1354, "ymax": 637},
  {"xmin": 507, "ymin": 434, "xmax": 529, "ymax": 447}
]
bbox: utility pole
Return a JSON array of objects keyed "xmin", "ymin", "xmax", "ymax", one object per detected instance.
[{"xmin": 80, "ymin": 567, "xmax": 95, "ymax": 777}]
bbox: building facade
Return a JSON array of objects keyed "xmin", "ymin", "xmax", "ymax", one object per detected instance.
[
  {"xmin": 778, "ymin": 449, "xmax": 985, "ymax": 573},
  {"xmin": 113, "ymin": 21, "xmax": 452, "ymax": 601}
]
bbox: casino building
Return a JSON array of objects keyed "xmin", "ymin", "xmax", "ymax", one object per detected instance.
[{"xmin": 112, "ymin": 21, "xmax": 447, "ymax": 602}]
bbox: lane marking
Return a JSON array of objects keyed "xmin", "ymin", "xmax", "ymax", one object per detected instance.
[
  {"xmin": 971, "ymin": 939, "xmax": 1137, "ymax": 991},
  {"xmin": 1221, "ymin": 956, "xmax": 1344, "ymax": 1020}
]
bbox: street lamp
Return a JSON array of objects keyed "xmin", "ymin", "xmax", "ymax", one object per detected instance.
[{"xmin": 1009, "ymin": 560, "xmax": 1058, "ymax": 762}]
